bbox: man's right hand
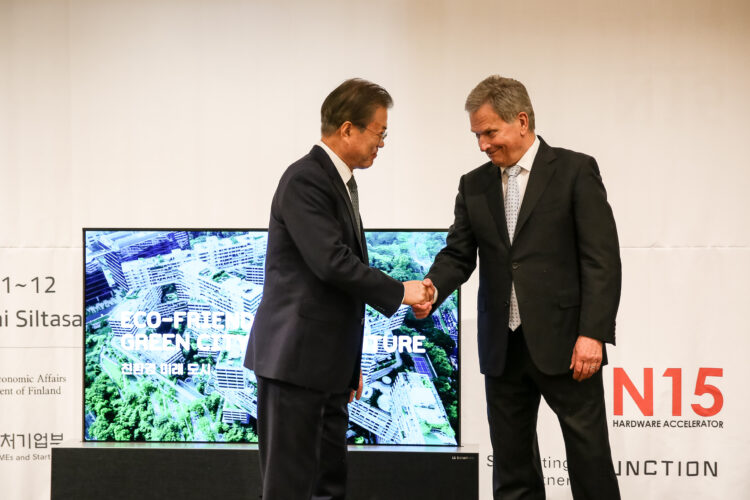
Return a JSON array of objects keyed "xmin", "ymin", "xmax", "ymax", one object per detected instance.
[
  {"xmin": 402, "ymin": 280, "xmax": 434, "ymax": 305},
  {"xmin": 408, "ymin": 278, "xmax": 437, "ymax": 318}
]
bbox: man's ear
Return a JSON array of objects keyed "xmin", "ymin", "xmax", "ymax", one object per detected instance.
[
  {"xmin": 340, "ymin": 121, "xmax": 354, "ymax": 138},
  {"xmin": 517, "ymin": 112, "xmax": 529, "ymax": 135}
]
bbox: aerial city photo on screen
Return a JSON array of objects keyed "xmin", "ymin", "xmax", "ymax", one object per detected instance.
[{"xmin": 84, "ymin": 229, "xmax": 459, "ymax": 446}]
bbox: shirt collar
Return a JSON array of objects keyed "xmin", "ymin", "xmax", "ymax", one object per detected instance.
[
  {"xmin": 317, "ymin": 140, "xmax": 352, "ymax": 186},
  {"xmin": 501, "ymin": 134, "xmax": 540, "ymax": 174}
]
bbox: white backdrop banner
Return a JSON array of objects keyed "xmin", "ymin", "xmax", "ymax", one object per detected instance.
[{"xmin": 0, "ymin": 249, "xmax": 82, "ymax": 500}]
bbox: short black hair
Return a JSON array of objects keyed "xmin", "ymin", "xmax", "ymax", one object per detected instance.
[{"xmin": 321, "ymin": 78, "xmax": 393, "ymax": 136}]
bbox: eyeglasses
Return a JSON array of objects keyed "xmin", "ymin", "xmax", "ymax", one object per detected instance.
[{"xmin": 362, "ymin": 127, "xmax": 388, "ymax": 142}]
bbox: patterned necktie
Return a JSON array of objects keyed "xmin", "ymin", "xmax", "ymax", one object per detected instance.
[
  {"xmin": 347, "ymin": 176, "xmax": 362, "ymax": 234},
  {"xmin": 505, "ymin": 165, "xmax": 522, "ymax": 330}
]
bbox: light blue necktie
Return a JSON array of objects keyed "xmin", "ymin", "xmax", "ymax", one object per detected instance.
[{"xmin": 505, "ymin": 165, "xmax": 521, "ymax": 331}]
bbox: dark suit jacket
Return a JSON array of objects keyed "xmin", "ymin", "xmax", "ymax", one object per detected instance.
[
  {"xmin": 245, "ymin": 145, "xmax": 404, "ymax": 393},
  {"xmin": 427, "ymin": 137, "xmax": 621, "ymax": 376}
]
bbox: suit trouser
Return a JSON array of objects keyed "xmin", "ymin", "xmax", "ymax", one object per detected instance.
[
  {"xmin": 484, "ymin": 327, "xmax": 620, "ymax": 500},
  {"xmin": 256, "ymin": 375, "xmax": 350, "ymax": 500}
]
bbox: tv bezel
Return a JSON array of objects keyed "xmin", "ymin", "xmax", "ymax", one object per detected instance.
[{"xmin": 82, "ymin": 227, "xmax": 461, "ymax": 447}]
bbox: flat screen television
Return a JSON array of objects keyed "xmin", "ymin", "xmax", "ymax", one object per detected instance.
[{"xmin": 83, "ymin": 229, "xmax": 459, "ymax": 446}]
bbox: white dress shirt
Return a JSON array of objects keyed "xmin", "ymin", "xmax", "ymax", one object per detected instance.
[
  {"xmin": 499, "ymin": 135, "xmax": 541, "ymax": 204},
  {"xmin": 318, "ymin": 141, "xmax": 354, "ymax": 201}
]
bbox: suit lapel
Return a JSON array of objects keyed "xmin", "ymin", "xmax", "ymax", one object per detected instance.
[
  {"xmin": 481, "ymin": 163, "xmax": 512, "ymax": 248},
  {"xmin": 310, "ymin": 146, "xmax": 366, "ymax": 259},
  {"xmin": 360, "ymin": 227, "xmax": 369, "ymax": 263},
  {"xmin": 514, "ymin": 138, "xmax": 557, "ymax": 239},
  {"xmin": 333, "ymin": 178, "xmax": 366, "ymax": 257}
]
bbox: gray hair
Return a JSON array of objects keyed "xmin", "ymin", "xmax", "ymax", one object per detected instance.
[{"xmin": 465, "ymin": 75, "xmax": 535, "ymax": 131}]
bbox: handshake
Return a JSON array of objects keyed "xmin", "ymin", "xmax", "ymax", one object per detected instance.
[{"xmin": 402, "ymin": 278, "xmax": 436, "ymax": 319}]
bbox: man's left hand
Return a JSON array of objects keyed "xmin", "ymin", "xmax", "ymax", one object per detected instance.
[
  {"xmin": 349, "ymin": 370, "xmax": 364, "ymax": 403},
  {"xmin": 569, "ymin": 336, "xmax": 603, "ymax": 382}
]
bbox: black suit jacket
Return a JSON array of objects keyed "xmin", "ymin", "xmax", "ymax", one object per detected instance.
[
  {"xmin": 245, "ymin": 145, "xmax": 404, "ymax": 393},
  {"xmin": 427, "ymin": 137, "xmax": 621, "ymax": 376}
]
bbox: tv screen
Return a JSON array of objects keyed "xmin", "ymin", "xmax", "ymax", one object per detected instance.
[{"xmin": 84, "ymin": 229, "xmax": 459, "ymax": 446}]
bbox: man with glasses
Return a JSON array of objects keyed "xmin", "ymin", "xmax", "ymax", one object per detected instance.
[{"xmin": 245, "ymin": 78, "xmax": 432, "ymax": 500}]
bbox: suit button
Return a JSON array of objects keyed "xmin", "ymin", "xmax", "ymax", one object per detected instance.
[
  {"xmin": 512, "ymin": 262, "xmax": 520, "ymax": 270},
  {"xmin": 504, "ymin": 301, "xmax": 510, "ymax": 307}
]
